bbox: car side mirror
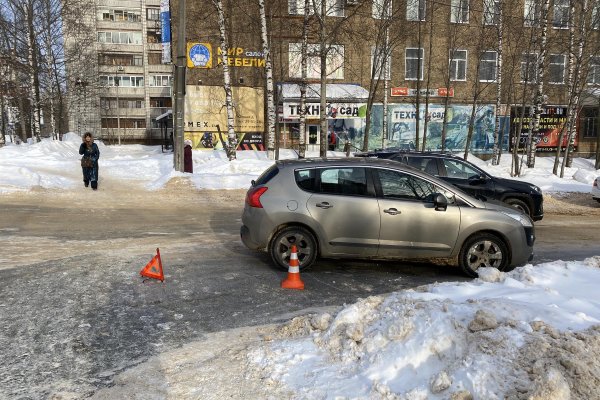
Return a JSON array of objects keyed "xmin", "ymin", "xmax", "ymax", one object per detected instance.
[
  {"xmin": 251, "ymin": 179, "xmax": 256, "ymax": 186},
  {"xmin": 468, "ymin": 174, "xmax": 487, "ymax": 185},
  {"xmin": 433, "ymin": 193, "xmax": 448, "ymax": 211}
]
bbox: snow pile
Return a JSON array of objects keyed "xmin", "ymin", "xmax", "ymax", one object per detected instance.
[
  {"xmin": 248, "ymin": 257, "xmax": 600, "ymax": 399},
  {"xmin": 1, "ymin": 135, "xmax": 598, "ymax": 194}
]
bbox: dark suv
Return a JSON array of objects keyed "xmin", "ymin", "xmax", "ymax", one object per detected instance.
[{"xmin": 356, "ymin": 151, "xmax": 544, "ymax": 221}]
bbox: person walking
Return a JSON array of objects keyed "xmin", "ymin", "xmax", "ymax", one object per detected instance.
[
  {"xmin": 79, "ymin": 132, "xmax": 100, "ymax": 190},
  {"xmin": 184, "ymin": 139, "xmax": 193, "ymax": 173}
]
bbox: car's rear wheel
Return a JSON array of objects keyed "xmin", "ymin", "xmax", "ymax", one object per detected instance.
[
  {"xmin": 505, "ymin": 198, "xmax": 531, "ymax": 218},
  {"xmin": 269, "ymin": 226, "xmax": 317, "ymax": 271},
  {"xmin": 459, "ymin": 233, "xmax": 509, "ymax": 277}
]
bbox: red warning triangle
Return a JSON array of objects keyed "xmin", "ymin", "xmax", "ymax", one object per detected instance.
[{"xmin": 140, "ymin": 248, "xmax": 164, "ymax": 282}]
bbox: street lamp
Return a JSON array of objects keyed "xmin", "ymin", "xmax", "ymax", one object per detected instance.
[{"xmin": 116, "ymin": 65, "xmax": 124, "ymax": 145}]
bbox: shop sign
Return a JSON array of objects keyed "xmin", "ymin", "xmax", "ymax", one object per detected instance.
[
  {"xmin": 187, "ymin": 43, "xmax": 212, "ymax": 68},
  {"xmin": 282, "ymin": 102, "xmax": 367, "ymax": 119},
  {"xmin": 510, "ymin": 106, "xmax": 573, "ymax": 152},
  {"xmin": 391, "ymin": 87, "xmax": 454, "ymax": 97},
  {"xmin": 216, "ymin": 47, "xmax": 265, "ymax": 68}
]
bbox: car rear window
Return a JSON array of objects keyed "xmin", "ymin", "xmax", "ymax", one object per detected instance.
[
  {"xmin": 254, "ymin": 164, "xmax": 279, "ymax": 186},
  {"xmin": 295, "ymin": 169, "xmax": 316, "ymax": 191}
]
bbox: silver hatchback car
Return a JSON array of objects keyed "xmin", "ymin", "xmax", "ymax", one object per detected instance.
[{"xmin": 241, "ymin": 158, "xmax": 534, "ymax": 277}]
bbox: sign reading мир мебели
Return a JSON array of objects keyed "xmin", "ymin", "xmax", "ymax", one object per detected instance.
[{"xmin": 187, "ymin": 44, "xmax": 265, "ymax": 68}]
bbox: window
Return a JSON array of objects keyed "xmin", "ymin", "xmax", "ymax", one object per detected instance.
[
  {"xmin": 483, "ymin": 0, "xmax": 500, "ymax": 25},
  {"xmin": 479, "ymin": 51, "xmax": 497, "ymax": 82},
  {"xmin": 442, "ymin": 159, "xmax": 482, "ymax": 179},
  {"xmin": 99, "ymin": 75, "xmax": 144, "ymax": 87},
  {"xmin": 98, "ymin": 54, "xmax": 142, "ymax": 66},
  {"xmin": 288, "ymin": 0, "xmax": 344, "ymax": 17},
  {"xmin": 520, "ymin": 53, "xmax": 538, "ymax": 83},
  {"xmin": 588, "ymin": 57, "xmax": 600, "ymax": 85},
  {"xmin": 405, "ymin": 48, "xmax": 424, "ymax": 80},
  {"xmin": 148, "ymin": 52, "xmax": 162, "ymax": 65},
  {"xmin": 150, "ymin": 97, "xmax": 172, "ymax": 107},
  {"xmin": 377, "ymin": 169, "xmax": 446, "ymax": 202},
  {"xmin": 147, "ymin": 31, "xmax": 161, "ymax": 43},
  {"xmin": 524, "ymin": 0, "xmax": 541, "ymax": 26},
  {"xmin": 548, "ymin": 54, "xmax": 566, "ymax": 84},
  {"xmin": 451, "ymin": 0, "xmax": 469, "ymax": 23},
  {"xmin": 371, "ymin": 46, "xmax": 391, "ymax": 80},
  {"xmin": 147, "ymin": 8, "xmax": 160, "ymax": 20},
  {"xmin": 133, "ymin": 55, "xmax": 143, "ymax": 66},
  {"xmin": 449, "ymin": 49, "xmax": 467, "ymax": 81},
  {"xmin": 98, "ymin": 31, "xmax": 142, "ymax": 45},
  {"xmin": 407, "ymin": 0, "xmax": 426, "ymax": 21},
  {"xmin": 97, "ymin": 9, "xmax": 140, "ymax": 22},
  {"xmin": 150, "ymin": 75, "xmax": 172, "ymax": 87},
  {"xmin": 552, "ymin": 0, "xmax": 569, "ymax": 28},
  {"xmin": 295, "ymin": 169, "xmax": 316, "ymax": 192},
  {"xmin": 318, "ymin": 168, "xmax": 368, "ymax": 196},
  {"xmin": 288, "ymin": 43, "xmax": 344, "ymax": 79},
  {"xmin": 373, "ymin": 0, "xmax": 392, "ymax": 19},
  {"xmin": 579, "ymin": 107, "xmax": 598, "ymax": 137}
]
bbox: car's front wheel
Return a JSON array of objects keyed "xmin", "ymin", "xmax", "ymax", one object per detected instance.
[
  {"xmin": 269, "ymin": 226, "xmax": 317, "ymax": 271},
  {"xmin": 504, "ymin": 198, "xmax": 531, "ymax": 218},
  {"xmin": 459, "ymin": 233, "xmax": 509, "ymax": 277}
]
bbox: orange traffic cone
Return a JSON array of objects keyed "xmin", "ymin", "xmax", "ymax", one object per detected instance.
[
  {"xmin": 140, "ymin": 248, "xmax": 164, "ymax": 282},
  {"xmin": 281, "ymin": 245, "xmax": 304, "ymax": 290}
]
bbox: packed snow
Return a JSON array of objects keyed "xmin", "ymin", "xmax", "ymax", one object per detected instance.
[{"xmin": 2, "ymin": 134, "xmax": 600, "ymax": 399}]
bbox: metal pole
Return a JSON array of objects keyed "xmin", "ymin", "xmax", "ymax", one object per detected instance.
[
  {"xmin": 116, "ymin": 66, "xmax": 123, "ymax": 145},
  {"xmin": 173, "ymin": 0, "xmax": 186, "ymax": 171}
]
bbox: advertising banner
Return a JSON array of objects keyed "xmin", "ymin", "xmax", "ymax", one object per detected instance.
[
  {"xmin": 159, "ymin": 0, "xmax": 171, "ymax": 64},
  {"xmin": 510, "ymin": 106, "xmax": 573, "ymax": 152},
  {"xmin": 184, "ymin": 85, "xmax": 264, "ymax": 150},
  {"xmin": 391, "ymin": 87, "xmax": 454, "ymax": 97},
  {"xmin": 187, "ymin": 43, "xmax": 212, "ymax": 68}
]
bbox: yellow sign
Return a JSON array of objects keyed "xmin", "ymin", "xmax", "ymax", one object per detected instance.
[
  {"xmin": 187, "ymin": 43, "xmax": 212, "ymax": 68},
  {"xmin": 184, "ymin": 85, "xmax": 264, "ymax": 134},
  {"xmin": 216, "ymin": 47, "xmax": 265, "ymax": 68}
]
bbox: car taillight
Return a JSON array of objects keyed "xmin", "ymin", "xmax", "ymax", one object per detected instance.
[{"xmin": 246, "ymin": 187, "xmax": 268, "ymax": 208}]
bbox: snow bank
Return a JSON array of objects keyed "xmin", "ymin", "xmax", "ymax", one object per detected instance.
[{"xmin": 248, "ymin": 257, "xmax": 600, "ymax": 399}]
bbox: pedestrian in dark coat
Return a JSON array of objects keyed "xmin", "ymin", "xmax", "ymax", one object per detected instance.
[
  {"xmin": 79, "ymin": 132, "xmax": 100, "ymax": 190},
  {"xmin": 184, "ymin": 139, "xmax": 193, "ymax": 173}
]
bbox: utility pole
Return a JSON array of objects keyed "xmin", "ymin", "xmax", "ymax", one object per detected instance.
[
  {"xmin": 115, "ymin": 65, "xmax": 123, "ymax": 144},
  {"xmin": 172, "ymin": 0, "xmax": 186, "ymax": 171}
]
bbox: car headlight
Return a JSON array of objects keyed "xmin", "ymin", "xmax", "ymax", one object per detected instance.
[
  {"xmin": 501, "ymin": 211, "xmax": 533, "ymax": 227},
  {"xmin": 530, "ymin": 184, "xmax": 542, "ymax": 194}
]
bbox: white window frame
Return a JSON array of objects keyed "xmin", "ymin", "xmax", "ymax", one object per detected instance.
[
  {"xmin": 373, "ymin": 0, "xmax": 393, "ymax": 19},
  {"xmin": 552, "ymin": 0, "xmax": 570, "ymax": 29},
  {"xmin": 371, "ymin": 46, "xmax": 392, "ymax": 80},
  {"xmin": 407, "ymin": 0, "xmax": 426, "ymax": 21},
  {"xmin": 478, "ymin": 51, "xmax": 498, "ymax": 82},
  {"xmin": 288, "ymin": 0, "xmax": 344, "ymax": 17},
  {"xmin": 288, "ymin": 43, "xmax": 345, "ymax": 80},
  {"xmin": 405, "ymin": 48, "xmax": 424, "ymax": 81},
  {"xmin": 449, "ymin": 49, "xmax": 467, "ymax": 81},
  {"xmin": 588, "ymin": 57, "xmax": 600, "ymax": 85},
  {"xmin": 520, "ymin": 53, "xmax": 538, "ymax": 83},
  {"xmin": 524, "ymin": 0, "xmax": 541, "ymax": 27},
  {"xmin": 150, "ymin": 75, "xmax": 172, "ymax": 87},
  {"xmin": 451, "ymin": 0, "xmax": 469, "ymax": 23},
  {"xmin": 147, "ymin": 8, "xmax": 160, "ymax": 20},
  {"xmin": 548, "ymin": 54, "xmax": 566, "ymax": 84},
  {"xmin": 483, "ymin": 0, "xmax": 500, "ymax": 25}
]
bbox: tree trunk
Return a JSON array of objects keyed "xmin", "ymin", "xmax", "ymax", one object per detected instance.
[
  {"xmin": 463, "ymin": 100, "xmax": 477, "ymax": 160},
  {"xmin": 298, "ymin": 0, "xmax": 310, "ymax": 159},
  {"xmin": 215, "ymin": 0, "xmax": 237, "ymax": 160},
  {"xmin": 258, "ymin": 0, "xmax": 275, "ymax": 160},
  {"xmin": 25, "ymin": 1, "xmax": 42, "ymax": 142},
  {"xmin": 318, "ymin": 0, "xmax": 327, "ymax": 157},
  {"xmin": 492, "ymin": 3, "xmax": 503, "ymax": 165},
  {"xmin": 527, "ymin": 0, "xmax": 550, "ymax": 167}
]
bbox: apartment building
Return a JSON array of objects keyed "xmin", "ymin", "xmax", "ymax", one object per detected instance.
[
  {"xmin": 173, "ymin": 0, "xmax": 599, "ymax": 156},
  {"xmin": 65, "ymin": 0, "xmax": 172, "ymax": 144}
]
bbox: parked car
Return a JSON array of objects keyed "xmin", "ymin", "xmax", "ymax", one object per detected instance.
[
  {"xmin": 355, "ymin": 151, "xmax": 544, "ymax": 221},
  {"xmin": 593, "ymin": 177, "xmax": 600, "ymax": 202},
  {"xmin": 241, "ymin": 158, "xmax": 535, "ymax": 277}
]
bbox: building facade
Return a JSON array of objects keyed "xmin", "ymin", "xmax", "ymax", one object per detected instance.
[
  {"xmin": 65, "ymin": 0, "xmax": 172, "ymax": 144},
  {"xmin": 171, "ymin": 0, "xmax": 599, "ymax": 156}
]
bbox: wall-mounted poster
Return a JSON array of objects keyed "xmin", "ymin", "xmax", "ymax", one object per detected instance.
[{"xmin": 509, "ymin": 106, "xmax": 573, "ymax": 152}]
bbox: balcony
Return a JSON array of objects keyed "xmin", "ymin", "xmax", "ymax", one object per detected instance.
[
  {"xmin": 99, "ymin": 43, "xmax": 143, "ymax": 53},
  {"xmin": 147, "ymin": 86, "xmax": 171, "ymax": 96},
  {"xmin": 96, "ymin": 21, "xmax": 142, "ymax": 31},
  {"xmin": 98, "ymin": 65, "xmax": 144, "ymax": 74},
  {"xmin": 147, "ymin": 64, "xmax": 173, "ymax": 73},
  {"xmin": 146, "ymin": 43, "xmax": 163, "ymax": 51}
]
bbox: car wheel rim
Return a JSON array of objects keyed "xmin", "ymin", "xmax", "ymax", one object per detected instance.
[
  {"xmin": 466, "ymin": 240, "xmax": 504, "ymax": 271},
  {"xmin": 511, "ymin": 204, "xmax": 527, "ymax": 213},
  {"xmin": 276, "ymin": 233, "xmax": 313, "ymax": 266}
]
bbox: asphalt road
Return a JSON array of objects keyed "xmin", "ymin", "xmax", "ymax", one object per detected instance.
[{"xmin": 0, "ymin": 187, "xmax": 598, "ymax": 398}]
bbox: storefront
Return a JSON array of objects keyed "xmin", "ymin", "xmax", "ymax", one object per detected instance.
[{"xmin": 277, "ymin": 83, "xmax": 369, "ymax": 151}]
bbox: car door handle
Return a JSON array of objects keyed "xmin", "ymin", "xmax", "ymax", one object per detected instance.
[
  {"xmin": 316, "ymin": 202, "xmax": 333, "ymax": 209},
  {"xmin": 384, "ymin": 208, "xmax": 401, "ymax": 215}
]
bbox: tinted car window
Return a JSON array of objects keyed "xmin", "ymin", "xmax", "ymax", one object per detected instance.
[
  {"xmin": 255, "ymin": 164, "xmax": 279, "ymax": 185},
  {"xmin": 442, "ymin": 159, "xmax": 481, "ymax": 179},
  {"xmin": 295, "ymin": 169, "xmax": 316, "ymax": 191},
  {"xmin": 377, "ymin": 169, "xmax": 451, "ymax": 202},
  {"xmin": 319, "ymin": 168, "xmax": 367, "ymax": 196}
]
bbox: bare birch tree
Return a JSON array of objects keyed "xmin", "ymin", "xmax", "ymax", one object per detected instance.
[{"xmin": 258, "ymin": 0, "xmax": 276, "ymax": 160}]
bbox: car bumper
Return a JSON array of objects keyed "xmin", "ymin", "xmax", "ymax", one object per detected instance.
[{"xmin": 240, "ymin": 225, "xmax": 263, "ymax": 250}]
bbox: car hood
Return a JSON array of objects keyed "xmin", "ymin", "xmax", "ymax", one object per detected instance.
[
  {"xmin": 483, "ymin": 198, "xmax": 518, "ymax": 213},
  {"xmin": 491, "ymin": 176, "xmax": 540, "ymax": 194}
]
